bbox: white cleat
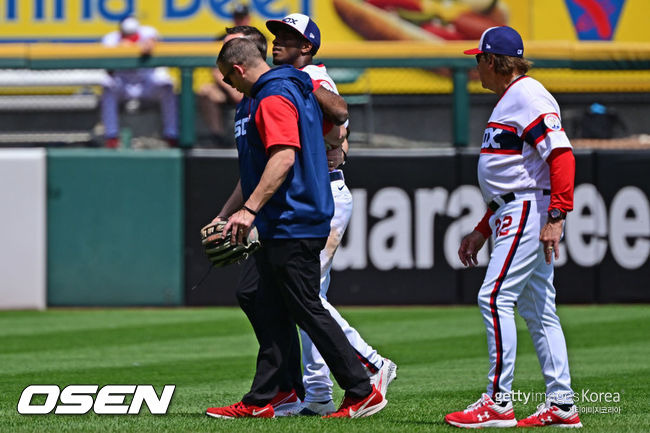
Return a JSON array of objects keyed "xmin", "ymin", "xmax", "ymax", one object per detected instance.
[
  {"xmin": 296, "ymin": 400, "xmax": 336, "ymax": 416},
  {"xmin": 369, "ymin": 358, "xmax": 397, "ymax": 398}
]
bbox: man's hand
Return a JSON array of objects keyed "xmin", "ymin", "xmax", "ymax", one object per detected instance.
[
  {"xmin": 458, "ymin": 231, "xmax": 487, "ymax": 267},
  {"xmin": 326, "ymin": 146, "xmax": 344, "ymax": 171},
  {"xmin": 223, "ymin": 208, "xmax": 256, "ymax": 245},
  {"xmin": 540, "ymin": 220, "xmax": 564, "ymax": 264}
]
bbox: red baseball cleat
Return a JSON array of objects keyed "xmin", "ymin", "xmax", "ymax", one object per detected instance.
[
  {"xmin": 517, "ymin": 401, "xmax": 582, "ymax": 428},
  {"xmin": 206, "ymin": 401, "xmax": 274, "ymax": 419},
  {"xmin": 323, "ymin": 385, "xmax": 387, "ymax": 418},
  {"xmin": 444, "ymin": 393, "xmax": 517, "ymax": 428},
  {"xmin": 269, "ymin": 389, "xmax": 302, "ymax": 416}
]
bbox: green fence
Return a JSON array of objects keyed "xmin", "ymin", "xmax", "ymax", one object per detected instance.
[
  {"xmin": 47, "ymin": 149, "xmax": 184, "ymax": 306},
  {"xmin": 2, "ymin": 41, "xmax": 649, "ymax": 147}
]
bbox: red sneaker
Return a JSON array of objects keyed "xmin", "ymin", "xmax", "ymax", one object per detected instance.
[
  {"xmin": 206, "ymin": 401, "xmax": 274, "ymax": 419},
  {"xmin": 269, "ymin": 389, "xmax": 302, "ymax": 416},
  {"xmin": 445, "ymin": 393, "xmax": 517, "ymax": 428},
  {"xmin": 517, "ymin": 402, "xmax": 582, "ymax": 428},
  {"xmin": 323, "ymin": 385, "xmax": 386, "ymax": 418}
]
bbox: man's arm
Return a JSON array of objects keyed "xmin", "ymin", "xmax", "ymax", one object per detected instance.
[
  {"xmin": 540, "ymin": 148, "xmax": 575, "ymax": 264},
  {"xmin": 314, "ymin": 86, "xmax": 348, "ymax": 125},
  {"xmin": 212, "ymin": 180, "xmax": 243, "ymax": 223},
  {"xmin": 223, "ymin": 146, "xmax": 295, "ymax": 243},
  {"xmin": 324, "ymin": 124, "xmax": 346, "ymax": 149},
  {"xmin": 244, "ymin": 146, "xmax": 295, "ymax": 211},
  {"xmin": 458, "ymin": 209, "xmax": 493, "ymax": 267}
]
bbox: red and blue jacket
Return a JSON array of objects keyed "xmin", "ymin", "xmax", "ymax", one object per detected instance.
[{"xmin": 235, "ymin": 65, "xmax": 333, "ymax": 239}]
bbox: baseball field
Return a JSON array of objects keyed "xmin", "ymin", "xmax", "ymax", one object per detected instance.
[{"xmin": 0, "ymin": 305, "xmax": 648, "ymax": 432}]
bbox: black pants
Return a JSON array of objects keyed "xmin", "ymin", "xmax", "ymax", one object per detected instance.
[
  {"xmin": 236, "ymin": 252, "xmax": 304, "ymax": 400},
  {"xmin": 241, "ymin": 238, "xmax": 371, "ymax": 406}
]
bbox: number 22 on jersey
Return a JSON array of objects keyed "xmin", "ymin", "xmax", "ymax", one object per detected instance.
[{"xmin": 494, "ymin": 216, "xmax": 512, "ymax": 238}]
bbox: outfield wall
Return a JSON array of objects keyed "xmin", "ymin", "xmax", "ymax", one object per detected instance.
[
  {"xmin": 46, "ymin": 149, "xmax": 185, "ymax": 307},
  {"xmin": 185, "ymin": 149, "xmax": 650, "ymax": 306},
  {"xmin": 0, "ymin": 148, "xmax": 648, "ymax": 308}
]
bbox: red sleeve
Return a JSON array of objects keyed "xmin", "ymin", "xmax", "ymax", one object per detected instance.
[
  {"xmin": 474, "ymin": 208, "xmax": 494, "ymax": 239},
  {"xmin": 255, "ymin": 95, "xmax": 300, "ymax": 153},
  {"xmin": 547, "ymin": 148, "xmax": 575, "ymax": 212},
  {"xmin": 322, "ymin": 119, "xmax": 334, "ymax": 135},
  {"xmin": 311, "ymin": 78, "xmax": 321, "ymax": 92}
]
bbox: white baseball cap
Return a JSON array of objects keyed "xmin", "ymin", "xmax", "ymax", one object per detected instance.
[
  {"xmin": 120, "ymin": 17, "xmax": 140, "ymax": 35},
  {"xmin": 266, "ymin": 13, "xmax": 321, "ymax": 54}
]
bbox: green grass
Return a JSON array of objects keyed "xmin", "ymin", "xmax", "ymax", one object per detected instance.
[{"xmin": 0, "ymin": 305, "xmax": 648, "ymax": 432}]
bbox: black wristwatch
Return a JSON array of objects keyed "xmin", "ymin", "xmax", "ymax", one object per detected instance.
[{"xmin": 548, "ymin": 208, "xmax": 567, "ymax": 222}]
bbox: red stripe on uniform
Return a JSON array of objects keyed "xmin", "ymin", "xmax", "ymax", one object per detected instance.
[
  {"xmin": 489, "ymin": 201, "xmax": 531, "ymax": 399},
  {"xmin": 487, "ymin": 122, "xmax": 517, "ymax": 133},
  {"xmin": 356, "ymin": 352, "xmax": 380, "ymax": 374},
  {"xmin": 480, "ymin": 148, "xmax": 522, "ymax": 155},
  {"xmin": 533, "ymin": 127, "xmax": 565, "ymax": 145},
  {"xmin": 520, "ymin": 114, "xmax": 546, "ymax": 139},
  {"xmin": 496, "ymin": 75, "xmax": 528, "ymax": 104}
]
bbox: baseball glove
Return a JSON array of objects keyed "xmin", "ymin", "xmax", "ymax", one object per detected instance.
[{"xmin": 200, "ymin": 221, "xmax": 261, "ymax": 267}]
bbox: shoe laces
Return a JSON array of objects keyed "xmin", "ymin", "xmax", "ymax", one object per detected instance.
[
  {"xmin": 531, "ymin": 401, "xmax": 553, "ymax": 417},
  {"xmin": 464, "ymin": 394, "xmax": 491, "ymax": 413},
  {"xmin": 231, "ymin": 401, "xmax": 246, "ymax": 411}
]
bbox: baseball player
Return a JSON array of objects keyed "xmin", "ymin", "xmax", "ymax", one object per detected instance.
[
  {"xmin": 101, "ymin": 16, "xmax": 178, "ymax": 148},
  {"xmin": 206, "ymin": 37, "xmax": 386, "ymax": 419},
  {"xmin": 265, "ymin": 13, "xmax": 397, "ymax": 416},
  {"xmin": 444, "ymin": 26, "xmax": 582, "ymax": 428},
  {"xmin": 206, "ymin": 25, "xmax": 351, "ymax": 416}
]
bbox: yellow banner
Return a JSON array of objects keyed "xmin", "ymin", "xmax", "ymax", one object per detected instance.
[{"xmin": 1, "ymin": 0, "xmax": 648, "ymax": 42}]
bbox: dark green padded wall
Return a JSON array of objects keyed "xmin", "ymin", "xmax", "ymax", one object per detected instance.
[{"xmin": 47, "ymin": 149, "xmax": 184, "ymax": 306}]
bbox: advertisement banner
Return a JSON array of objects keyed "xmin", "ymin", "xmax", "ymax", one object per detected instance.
[
  {"xmin": 0, "ymin": 0, "xmax": 648, "ymax": 43},
  {"xmin": 184, "ymin": 149, "xmax": 650, "ymax": 306}
]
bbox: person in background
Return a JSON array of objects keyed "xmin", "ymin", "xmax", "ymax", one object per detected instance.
[
  {"xmin": 101, "ymin": 16, "xmax": 178, "ymax": 148},
  {"xmin": 198, "ymin": 4, "xmax": 252, "ymax": 146}
]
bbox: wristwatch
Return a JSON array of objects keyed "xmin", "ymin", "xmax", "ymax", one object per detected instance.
[{"xmin": 548, "ymin": 208, "xmax": 567, "ymax": 222}]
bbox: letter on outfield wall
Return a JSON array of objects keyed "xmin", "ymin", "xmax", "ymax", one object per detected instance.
[
  {"xmin": 566, "ymin": 184, "xmax": 608, "ymax": 267},
  {"xmin": 334, "ymin": 189, "xmax": 368, "ymax": 270},
  {"xmin": 414, "ymin": 187, "xmax": 448, "ymax": 268},
  {"xmin": 369, "ymin": 187, "xmax": 414, "ymax": 270},
  {"xmin": 609, "ymin": 186, "xmax": 650, "ymax": 269},
  {"xmin": 444, "ymin": 185, "xmax": 488, "ymax": 270}
]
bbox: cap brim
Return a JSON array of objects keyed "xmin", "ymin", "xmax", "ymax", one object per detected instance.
[
  {"xmin": 463, "ymin": 48, "xmax": 483, "ymax": 55},
  {"xmin": 266, "ymin": 20, "xmax": 292, "ymax": 35}
]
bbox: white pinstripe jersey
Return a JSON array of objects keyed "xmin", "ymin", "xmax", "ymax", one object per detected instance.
[
  {"xmin": 301, "ymin": 64, "xmax": 349, "ymax": 129},
  {"xmin": 478, "ymin": 76, "xmax": 572, "ymax": 203},
  {"xmin": 301, "ymin": 64, "xmax": 339, "ymax": 94}
]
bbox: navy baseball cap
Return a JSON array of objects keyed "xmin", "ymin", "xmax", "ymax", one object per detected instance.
[
  {"xmin": 464, "ymin": 26, "xmax": 524, "ymax": 58},
  {"xmin": 266, "ymin": 13, "xmax": 321, "ymax": 54}
]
